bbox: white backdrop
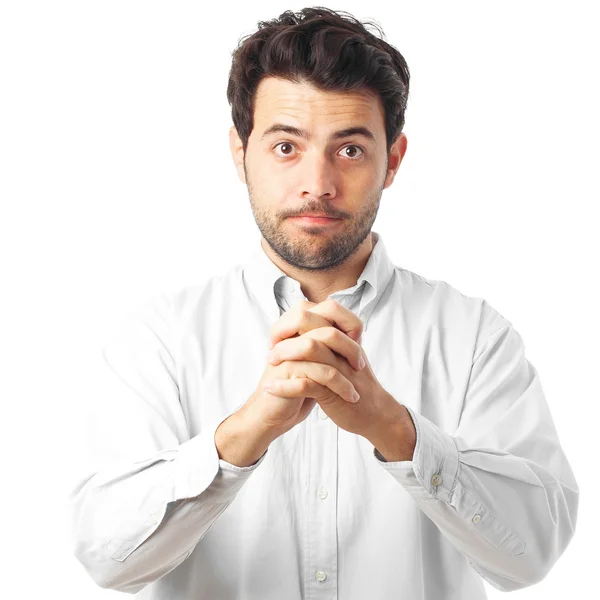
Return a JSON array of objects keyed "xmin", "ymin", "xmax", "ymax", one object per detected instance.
[{"xmin": 1, "ymin": 1, "xmax": 597, "ymax": 598}]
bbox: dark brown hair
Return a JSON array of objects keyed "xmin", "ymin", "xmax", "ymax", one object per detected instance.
[{"xmin": 226, "ymin": 6, "xmax": 410, "ymax": 156}]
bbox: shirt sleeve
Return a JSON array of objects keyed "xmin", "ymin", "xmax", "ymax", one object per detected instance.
[
  {"xmin": 66, "ymin": 292, "xmax": 267, "ymax": 594},
  {"xmin": 373, "ymin": 322, "xmax": 579, "ymax": 592}
]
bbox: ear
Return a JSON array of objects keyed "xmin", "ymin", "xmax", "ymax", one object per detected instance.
[
  {"xmin": 383, "ymin": 132, "xmax": 408, "ymax": 190},
  {"xmin": 229, "ymin": 125, "xmax": 247, "ymax": 185}
]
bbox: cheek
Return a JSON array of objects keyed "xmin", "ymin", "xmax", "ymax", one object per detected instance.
[
  {"xmin": 340, "ymin": 170, "xmax": 374, "ymax": 192},
  {"xmin": 255, "ymin": 171, "xmax": 292, "ymax": 198},
  {"xmin": 250, "ymin": 177, "xmax": 292, "ymax": 214}
]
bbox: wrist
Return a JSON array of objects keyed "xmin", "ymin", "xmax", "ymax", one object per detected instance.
[
  {"xmin": 214, "ymin": 408, "xmax": 276, "ymax": 468},
  {"xmin": 364, "ymin": 395, "xmax": 416, "ymax": 462}
]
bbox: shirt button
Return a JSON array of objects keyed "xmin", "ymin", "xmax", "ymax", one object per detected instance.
[
  {"xmin": 318, "ymin": 407, "xmax": 328, "ymax": 420},
  {"xmin": 315, "ymin": 570, "xmax": 328, "ymax": 582},
  {"xmin": 318, "ymin": 487, "xmax": 328, "ymax": 499},
  {"xmin": 472, "ymin": 514, "xmax": 481, "ymax": 524},
  {"xmin": 431, "ymin": 474, "xmax": 442, "ymax": 487}
]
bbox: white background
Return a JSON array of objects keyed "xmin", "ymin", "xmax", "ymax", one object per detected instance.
[{"xmin": 1, "ymin": 1, "xmax": 597, "ymax": 597}]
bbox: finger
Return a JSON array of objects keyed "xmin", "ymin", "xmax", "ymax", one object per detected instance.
[
  {"xmin": 269, "ymin": 327, "xmax": 365, "ymax": 372},
  {"xmin": 269, "ymin": 299, "xmax": 363, "ymax": 349},
  {"xmin": 264, "ymin": 376, "xmax": 359, "ymax": 404},
  {"xmin": 306, "ymin": 298, "xmax": 363, "ymax": 344},
  {"xmin": 269, "ymin": 300, "xmax": 334, "ymax": 349},
  {"xmin": 294, "ymin": 360, "xmax": 359, "ymax": 403}
]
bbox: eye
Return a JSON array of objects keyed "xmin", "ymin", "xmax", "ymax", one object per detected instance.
[
  {"xmin": 273, "ymin": 143, "xmax": 365, "ymax": 159},
  {"xmin": 339, "ymin": 145, "xmax": 364, "ymax": 159},
  {"xmin": 274, "ymin": 142, "xmax": 296, "ymax": 157}
]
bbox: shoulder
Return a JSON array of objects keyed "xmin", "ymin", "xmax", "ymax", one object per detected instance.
[
  {"xmin": 392, "ymin": 265, "xmax": 513, "ymax": 349},
  {"xmin": 156, "ymin": 263, "xmax": 244, "ymax": 323}
]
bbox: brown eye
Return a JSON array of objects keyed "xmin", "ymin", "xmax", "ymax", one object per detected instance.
[
  {"xmin": 341, "ymin": 145, "xmax": 363, "ymax": 159},
  {"xmin": 275, "ymin": 142, "xmax": 295, "ymax": 156}
]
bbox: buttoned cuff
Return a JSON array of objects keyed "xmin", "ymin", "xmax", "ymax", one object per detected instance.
[
  {"xmin": 171, "ymin": 401, "xmax": 265, "ymax": 504},
  {"xmin": 219, "ymin": 450, "xmax": 268, "ymax": 472},
  {"xmin": 374, "ymin": 405, "xmax": 460, "ymax": 503}
]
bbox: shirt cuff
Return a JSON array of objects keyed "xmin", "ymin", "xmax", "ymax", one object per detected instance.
[
  {"xmin": 374, "ymin": 405, "xmax": 460, "ymax": 503},
  {"xmin": 219, "ymin": 449, "xmax": 268, "ymax": 472},
  {"xmin": 171, "ymin": 402, "xmax": 266, "ymax": 504}
]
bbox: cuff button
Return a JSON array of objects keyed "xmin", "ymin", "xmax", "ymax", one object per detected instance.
[{"xmin": 431, "ymin": 474, "xmax": 442, "ymax": 486}]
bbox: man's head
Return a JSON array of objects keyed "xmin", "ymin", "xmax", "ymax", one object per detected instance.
[{"xmin": 227, "ymin": 7, "xmax": 409, "ymax": 273}]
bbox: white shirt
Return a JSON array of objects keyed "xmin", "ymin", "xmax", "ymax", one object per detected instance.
[{"xmin": 67, "ymin": 230, "xmax": 579, "ymax": 599}]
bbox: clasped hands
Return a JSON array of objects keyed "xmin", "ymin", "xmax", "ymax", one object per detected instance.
[{"xmin": 262, "ymin": 297, "xmax": 406, "ymax": 441}]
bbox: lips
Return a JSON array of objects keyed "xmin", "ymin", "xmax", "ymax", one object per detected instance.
[
  {"xmin": 291, "ymin": 215, "xmax": 339, "ymax": 219},
  {"xmin": 289, "ymin": 215, "xmax": 343, "ymax": 227}
]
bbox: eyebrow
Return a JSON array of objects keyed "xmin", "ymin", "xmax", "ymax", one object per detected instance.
[{"xmin": 261, "ymin": 123, "xmax": 377, "ymax": 143}]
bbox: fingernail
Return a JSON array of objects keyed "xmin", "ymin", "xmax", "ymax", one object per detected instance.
[
  {"xmin": 351, "ymin": 390, "xmax": 360, "ymax": 402},
  {"xmin": 266, "ymin": 350, "xmax": 275, "ymax": 362},
  {"xmin": 358, "ymin": 355, "xmax": 366, "ymax": 370}
]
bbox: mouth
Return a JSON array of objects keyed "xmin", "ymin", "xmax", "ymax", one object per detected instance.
[{"xmin": 288, "ymin": 215, "xmax": 343, "ymax": 227}]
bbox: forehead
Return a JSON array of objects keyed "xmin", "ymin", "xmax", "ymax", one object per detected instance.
[{"xmin": 253, "ymin": 77, "xmax": 384, "ymax": 134}]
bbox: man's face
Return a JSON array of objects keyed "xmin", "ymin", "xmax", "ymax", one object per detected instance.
[{"xmin": 232, "ymin": 76, "xmax": 403, "ymax": 272}]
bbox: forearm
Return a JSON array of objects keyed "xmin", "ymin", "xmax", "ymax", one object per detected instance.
[
  {"xmin": 363, "ymin": 398, "xmax": 417, "ymax": 462},
  {"xmin": 375, "ymin": 407, "xmax": 579, "ymax": 591},
  {"xmin": 70, "ymin": 457, "xmax": 206, "ymax": 591},
  {"xmin": 214, "ymin": 407, "xmax": 279, "ymax": 468},
  {"xmin": 77, "ymin": 492, "xmax": 231, "ymax": 593},
  {"xmin": 70, "ymin": 412, "xmax": 269, "ymax": 592}
]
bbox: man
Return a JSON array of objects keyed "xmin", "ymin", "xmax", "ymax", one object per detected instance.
[{"xmin": 68, "ymin": 7, "xmax": 579, "ymax": 599}]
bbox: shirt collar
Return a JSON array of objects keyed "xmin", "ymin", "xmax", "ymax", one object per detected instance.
[{"xmin": 241, "ymin": 230, "xmax": 395, "ymax": 331}]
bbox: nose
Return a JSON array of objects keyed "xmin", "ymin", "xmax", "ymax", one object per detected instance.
[{"xmin": 298, "ymin": 152, "xmax": 338, "ymax": 201}]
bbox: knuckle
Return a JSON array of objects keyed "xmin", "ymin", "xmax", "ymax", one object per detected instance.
[
  {"xmin": 305, "ymin": 337, "xmax": 319, "ymax": 353},
  {"xmin": 327, "ymin": 327, "xmax": 340, "ymax": 343},
  {"xmin": 300, "ymin": 311, "xmax": 312, "ymax": 328},
  {"xmin": 299, "ymin": 378, "xmax": 310, "ymax": 392},
  {"xmin": 323, "ymin": 366, "xmax": 337, "ymax": 381}
]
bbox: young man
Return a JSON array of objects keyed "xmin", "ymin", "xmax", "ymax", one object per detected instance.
[{"xmin": 68, "ymin": 7, "xmax": 578, "ymax": 598}]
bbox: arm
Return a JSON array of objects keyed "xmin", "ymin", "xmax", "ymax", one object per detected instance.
[
  {"xmin": 67, "ymin": 293, "xmax": 270, "ymax": 593},
  {"xmin": 368, "ymin": 322, "xmax": 579, "ymax": 592},
  {"xmin": 367, "ymin": 402, "xmax": 416, "ymax": 462},
  {"xmin": 215, "ymin": 407, "xmax": 276, "ymax": 467}
]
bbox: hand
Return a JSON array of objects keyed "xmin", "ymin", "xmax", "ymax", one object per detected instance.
[
  {"xmin": 241, "ymin": 299, "xmax": 364, "ymax": 437},
  {"xmin": 269, "ymin": 298, "xmax": 363, "ymax": 348},
  {"xmin": 264, "ymin": 298, "xmax": 401, "ymax": 438}
]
